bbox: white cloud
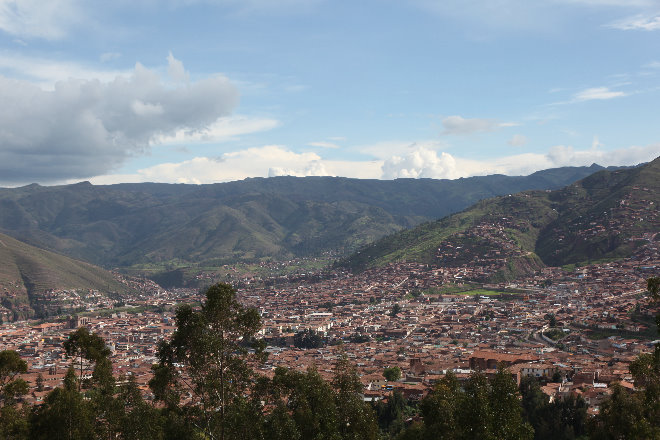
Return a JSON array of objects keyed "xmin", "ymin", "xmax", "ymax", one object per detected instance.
[
  {"xmin": 591, "ymin": 135, "xmax": 603, "ymax": 149},
  {"xmin": 382, "ymin": 148, "xmax": 462, "ymax": 179},
  {"xmin": 0, "ymin": 56, "xmax": 239, "ymax": 185},
  {"xmin": 0, "ymin": 0, "xmax": 83, "ymax": 40},
  {"xmin": 0, "ymin": 53, "xmax": 129, "ymax": 87},
  {"xmin": 608, "ymin": 13, "xmax": 660, "ymax": 30},
  {"xmin": 308, "ymin": 141, "xmax": 340, "ymax": 149},
  {"xmin": 544, "ymin": 143, "xmax": 659, "ymax": 167},
  {"xmin": 89, "ymin": 146, "xmax": 328, "ymax": 184},
  {"xmin": 86, "ymin": 142, "xmax": 660, "ymax": 185},
  {"xmin": 441, "ymin": 115, "xmax": 519, "ymax": 135},
  {"xmin": 153, "ymin": 115, "xmax": 279, "ymax": 145},
  {"xmin": 573, "ymin": 86, "xmax": 627, "ymax": 101},
  {"xmin": 508, "ymin": 134, "xmax": 528, "ymax": 147},
  {"xmin": 167, "ymin": 51, "xmax": 189, "ymax": 82}
]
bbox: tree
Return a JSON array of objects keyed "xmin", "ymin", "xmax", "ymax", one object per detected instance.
[
  {"xmin": 293, "ymin": 328, "xmax": 324, "ymax": 349},
  {"xmin": 383, "ymin": 366, "xmax": 402, "ymax": 382},
  {"xmin": 390, "ymin": 304, "xmax": 402, "ymax": 317},
  {"xmin": 591, "ymin": 277, "xmax": 660, "ymax": 439},
  {"xmin": 0, "ymin": 350, "xmax": 28, "ymax": 406},
  {"xmin": 419, "ymin": 371, "xmax": 461, "ymax": 440},
  {"xmin": 30, "ymin": 368, "xmax": 95, "ymax": 440},
  {"xmin": 0, "ymin": 350, "xmax": 29, "ymax": 439},
  {"xmin": 458, "ymin": 372, "xmax": 494, "ymax": 440},
  {"xmin": 111, "ymin": 375, "xmax": 164, "ymax": 440},
  {"xmin": 375, "ymin": 390, "xmax": 407, "ymax": 435},
  {"xmin": 36, "ymin": 373, "xmax": 44, "ymax": 392},
  {"xmin": 333, "ymin": 352, "xmax": 378, "ymax": 440},
  {"xmin": 489, "ymin": 367, "xmax": 533, "ymax": 440},
  {"xmin": 150, "ymin": 283, "xmax": 263, "ymax": 440},
  {"xmin": 590, "ymin": 383, "xmax": 657, "ymax": 440},
  {"xmin": 63, "ymin": 327, "xmax": 110, "ymax": 391},
  {"xmin": 625, "ymin": 277, "xmax": 660, "ymax": 436}
]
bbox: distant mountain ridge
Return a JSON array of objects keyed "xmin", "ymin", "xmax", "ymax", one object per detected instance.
[
  {"xmin": 338, "ymin": 157, "xmax": 659, "ymax": 279},
  {"xmin": 0, "ymin": 164, "xmax": 624, "ymax": 269}
]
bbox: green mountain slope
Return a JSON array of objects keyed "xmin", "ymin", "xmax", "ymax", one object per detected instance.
[
  {"xmin": 0, "ymin": 164, "xmax": 620, "ymax": 268},
  {"xmin": 338, "ymin": 157, "xmax": 659, "ymax": 277},
  {"xmin": 0, "ymin": 232, "xmax": 131, "ymax": 319}
]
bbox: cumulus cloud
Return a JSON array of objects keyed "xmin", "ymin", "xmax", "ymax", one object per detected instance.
[
  {"xmin": 88, "ymin": 145, "xmax": 385, "ymax": 184},
  {"xmin": 0, "ymin": 55, "xmax": 239, "ymax": 184},
  {"xmin": 86, "ymin": 142, "xmax": 660, "ymax": 185},
  {"xmin": 381, "ymin": 143, "xmax": 659, "ymax": 181},
  {"xmin": 381, "ymin": 147, "xmax": 462, "ymax": 179},
  {"xmin": 508, "ymin": 134, "xmax": 528, "ymax": 147},
  {"xmin": 573, "ymin": 86, "xmax": 627, "ymax": 101},
  {"xmin": 167, "ymin": 51, "xmax": 189, "ymax": 82},
  {"xmin": 544, "ymin": 143, "xmax": 659, "ymax": 167},
  {"xmin": 441, "ymin": 116, "xmax": 518, "ymax": 135},
  {"xmin": 89, "ymin": 146, "xmax": 328, "ymax": 184}
]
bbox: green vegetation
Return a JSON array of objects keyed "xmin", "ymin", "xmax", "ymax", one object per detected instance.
[
  {"xmin": 293, "ymin": 329, "xmax": 325, "ymax": 349},
  {"xmin": 383, "ymin": 366, "xmax": 402, "ymax": 382},
  {"xmin": 340, "ymin": 157, "xmax": 659, "ymax": 274},
  {"xmin": 0, "ymin": 232, "xmax": 134, "ymax": 317},
  {"xmin": 543, "ymin": 328, "xmax": 565, "ymax": 341},
  {"xmin": 398, "ymin": 368, "xmax": 534, "ymax": 440},
  {"xmin": 0, "ymin": 166, "xmax": 613, "ymax": 271},
  {"xmin": 423, "ymin": 284, "xmax": 517, "ymax": 296}
]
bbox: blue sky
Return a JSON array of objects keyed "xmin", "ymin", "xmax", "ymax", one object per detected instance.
[{"xmin": 1, "ymin": 0, "xmax": 659, "ymax": 185}]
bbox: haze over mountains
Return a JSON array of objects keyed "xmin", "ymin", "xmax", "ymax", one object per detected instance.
[{"xmin": 0, "ymin": 164, "xmax": 620, "ymax": 270}]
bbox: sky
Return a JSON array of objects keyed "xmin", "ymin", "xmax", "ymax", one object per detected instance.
[{"xmin": 0, "ymin": 0, "xmax": 659, "ymax": 186}]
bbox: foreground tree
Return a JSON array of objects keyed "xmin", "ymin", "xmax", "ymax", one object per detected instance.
[
  {"xmin": 591, "ymin": 277, "xmax": 660, "ymax": 439},
  {"xmin": 30, "ymin": 368, "xmax": 95, "ymax": 440},
  {"xmin": 150, "ymin": 283, "xmax": 263, "ymax": 440},
  {"xmin": 399, "ymin": 368, "xmax": 532, "ymax": 440},
  {"xmin": 0, "ymin": 350, "xmax": 28, "ymax": 406},
  {"xmin": 520, "ymin": 376, "xmax": 588, "ymax": 440},
  {"xmin": 0, "ymin": 350, "xmax": 29, "ymax": 439},
  {"xmin": 490, "ymin": 367, "xmax": 534, "ymax": 440},
  {"xmin": 419, "ymin": 371, "xmax": 460, "ymax": 440},
  {"xmin": 63, "ymin": 327, "xmax": 111, "ymax": 391}
]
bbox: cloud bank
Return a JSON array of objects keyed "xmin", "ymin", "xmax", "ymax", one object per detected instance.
[
  {"xmin": 86, "ymin": 142, "xmax": 659, "ymax": 185},
  {"xmin": 0, "ymin": 55, "xmax": 239, "ymax": 184}
]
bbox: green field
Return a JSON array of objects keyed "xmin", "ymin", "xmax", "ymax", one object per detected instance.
[{"xmin": 423, "ymin": 284, "xmax": 516, "ymax": 296}]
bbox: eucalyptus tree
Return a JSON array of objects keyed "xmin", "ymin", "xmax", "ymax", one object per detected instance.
[{"xmin": 150, "ymin": 283, "xmax": 264, "ymax": 440}]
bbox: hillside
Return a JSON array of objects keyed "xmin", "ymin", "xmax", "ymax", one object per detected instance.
[
  {"xmin": 0, "ymin": 232, "xmax": 132, "ymax": 320},
  {"xmin": 0, "ymin": 165, "xmax": 616, "ymax": 269},
  {"xmin": 338, "ymin": 157, "xmax": 659, "ymax": 279}
]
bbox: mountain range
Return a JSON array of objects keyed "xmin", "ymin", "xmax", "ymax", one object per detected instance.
[
  {"xmin": 338, "ymin": 157, "xmax": 660, "ymax": 280},
  {"xmin": 0, "ymin": 160, "xmax": 656, "ymax": 318},
  {"xmin": 0, "ymin": 164, "xmax": 619, "ymax": 270}
]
